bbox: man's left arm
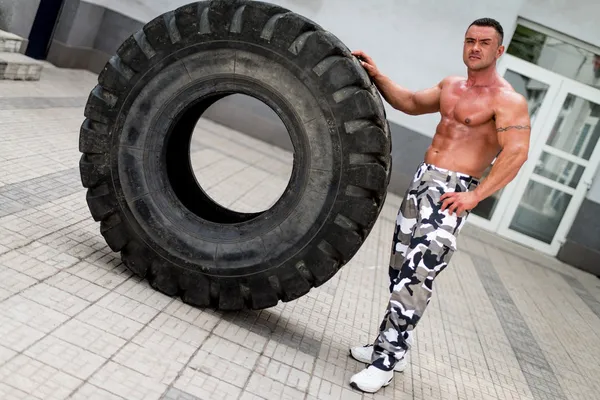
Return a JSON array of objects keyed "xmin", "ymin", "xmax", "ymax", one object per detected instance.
[{"xmin": 440, "ymin": 92, "xmax": 531, "ymax": 216}]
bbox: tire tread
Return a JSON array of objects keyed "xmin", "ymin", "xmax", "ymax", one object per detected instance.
[
  {"xmin": 133, "ymin": 30, "xmax": 157, "ymax": 59},
  {"xmin": 199, "ymin": 4, "xmax": 211, "ymax": 34},
  {"xmin": 312, "ymin": 55, "xmax": 345, "ymax": 76},
  {"xmin": 230, "ymin": 5, "xmax": 246, "ymax": 33},
  {"xmin": 288, "ymin": 30, "xmax": 316, "ymax": 55},
  {"xmin": 332, "ymin": 86, "xmax": 364, "ymax": 104},
  {"xmin": 163, "ymin": 11, "xmax": 182, "ymax": 43},
  {"xmin": 260, "ymin": 12, "xmax": 290, "ymax": 40},
  {"xmin": 108, "ymin": 55, "xmax": 135, "ymax": 80}
]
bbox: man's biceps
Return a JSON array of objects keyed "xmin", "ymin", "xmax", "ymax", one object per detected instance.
[
  {"xmin": 499, "ymin": 132, "xmax": 530, "ymax": 153},
  {"xmin": 415, "ymin": 86, "xmax": 437, "ymax": 100},
  {"xmin": 496, "ymin": 97, "xmax": 531, "ymax": 124},
  {"xmin": 496, "ymin": 123, "xmax": 531, "ymax": 133},
  {"xmin": 495, "ymin": 111, "xmax": 531, "ymax": 132}
]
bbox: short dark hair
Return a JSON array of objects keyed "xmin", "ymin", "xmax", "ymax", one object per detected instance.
[{"xmin": 468, "ymin": 18, "xmax": 504, "ymax": 45}]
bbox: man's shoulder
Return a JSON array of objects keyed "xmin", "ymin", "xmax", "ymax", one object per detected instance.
[
  {"xmin": 495, "ymin": 86, "xmax": 528, "ymax": 109},
  {"xmin": 440, "ymin": 75, "xmax": 465, "ymax": 86},
  {"xmin": 490, "ymin": 77, "xmax": 526, "ymax": 103},
  {"xmin": 493, "ymin": 86, "xmax": 530, "ymax": 121}
]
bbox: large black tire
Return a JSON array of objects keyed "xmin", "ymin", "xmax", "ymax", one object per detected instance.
[{"xmin": 79, "ymin": 0, "xmax": 392, "ymax": 310}]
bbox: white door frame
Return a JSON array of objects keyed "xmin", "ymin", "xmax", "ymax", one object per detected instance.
[
  {"xmin": 497, "ymin": 76, "xmax": 600, "ymax": 255},
  {"xmin": 467, "ymin": 54, "xmax": 600, "ymax": 256}
]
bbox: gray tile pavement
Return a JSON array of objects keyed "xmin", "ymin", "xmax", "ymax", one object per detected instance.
[
  {"xmin": 472, "ymin": 254, "xmax": 567, "ymax": 400},
  {"xmin": 0, "ymin": 97, "xmax": 87, "ymax": 110},
  {"xmin": 0, "ymin": 63, "xmax": 599, "ymax": 399}
]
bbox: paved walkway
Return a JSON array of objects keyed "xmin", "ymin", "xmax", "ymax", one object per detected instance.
[{"xmin": 0, "ymin": 63, "xmax": 599, "ymax": 400}]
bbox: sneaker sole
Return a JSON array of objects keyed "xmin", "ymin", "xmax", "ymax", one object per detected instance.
[
  {"xmin": 348, "ymin": 349, "xmax": 406, "ymax": 372},
  {"xmin": 349, "ymin": 376, "xmax": 393, "ymax": 393}
]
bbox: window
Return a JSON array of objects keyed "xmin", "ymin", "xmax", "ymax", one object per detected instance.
[{"xmin": 507, "ymin": 22, "xmax": 600, "ymax": 88}]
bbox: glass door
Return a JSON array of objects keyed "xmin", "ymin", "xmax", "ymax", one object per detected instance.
[
  {"xmin": 497, "ymin": 79, "xmax": 600, "ymax": 255},
  {"xmin": 468, "ymin": 55, "xmax": 563, "ymax": 231}
]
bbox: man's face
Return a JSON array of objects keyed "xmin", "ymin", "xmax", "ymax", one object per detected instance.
[{"xmin": 463, "ymin": 25, "xmax": 505, "ymax": 70}]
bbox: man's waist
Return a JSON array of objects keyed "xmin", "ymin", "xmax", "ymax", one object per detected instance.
[{"xmin": 419, "ymin": 162, "xmax": 480, "ymax": 185}]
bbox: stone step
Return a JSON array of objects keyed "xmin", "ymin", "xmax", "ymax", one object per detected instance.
[
  {"xmin": 0, "ymin": 53, "xmax": 43, "ymax": 81},
  {"xmin": 0, "ymin": 30, "xmax": 26, "ymax": 53}
]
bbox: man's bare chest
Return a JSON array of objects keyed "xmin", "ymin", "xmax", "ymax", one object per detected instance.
[{"xmin": 440, "ymin": 87, "xmax": 496, "ymax": 127}]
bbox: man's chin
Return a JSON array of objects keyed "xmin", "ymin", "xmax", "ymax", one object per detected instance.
[{"xmin": 466, "ymin": 62, "xmax": 486, "ymax": 71}]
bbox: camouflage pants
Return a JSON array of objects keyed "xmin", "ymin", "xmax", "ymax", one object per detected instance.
[{"xmin": 371, "ymin": 162, "xmax": 479, "ymax": 371}]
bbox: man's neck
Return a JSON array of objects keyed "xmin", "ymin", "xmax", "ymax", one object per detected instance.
[{"xmin": 466, "ymin": 66, "xmax": 498, "ymax": 87}]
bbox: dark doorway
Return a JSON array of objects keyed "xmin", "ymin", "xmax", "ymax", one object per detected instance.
[{"xmin": 26, "ymin": 0, "xmax": 65, "ymax": 60}]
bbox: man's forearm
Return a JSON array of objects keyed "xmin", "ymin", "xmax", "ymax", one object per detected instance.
[
  {"xmin": 372, "ymin": 74, "xmax": 414, "ymax": 112},
  {"xmin": 473, "ymin": 150, "xmax": 528, "ymax": 202}
]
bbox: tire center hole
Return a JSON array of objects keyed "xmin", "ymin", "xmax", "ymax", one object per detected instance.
[{"xmin": 167, "ymin": 93, "xmax": 294, "ymax": 222}]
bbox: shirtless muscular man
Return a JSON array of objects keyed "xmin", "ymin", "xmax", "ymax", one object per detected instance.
[{"xmin": 348, "ymin": 18, "xmax": 531, "ymax": 393}]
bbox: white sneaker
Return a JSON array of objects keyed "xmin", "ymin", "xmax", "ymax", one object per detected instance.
[
  {"xmin": 349, "ymin": 365, "xmax": 394, "ymax": 393},
  {"xmin": 349, "ymin": 344, "xmax": 407, "ymax": 372}
]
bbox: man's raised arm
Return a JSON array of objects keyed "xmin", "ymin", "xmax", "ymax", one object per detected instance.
[{"xmin": 472, "ymin": 92, "xmax": 531, "ymax": 202}]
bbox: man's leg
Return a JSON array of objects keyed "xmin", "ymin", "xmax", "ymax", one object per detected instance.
[
  {"xmin": 370, "ymin": 226, "xmax": 455, "ymax": 371},
  {"xmin": 348, "ymin": 164, "xmax": 424, "ymax": 370},
  {"xmin": 349, "ymin": 167, "xmax": 473, "ymax": 393},
  {"xmin": 371, "ymin": 173, "xmax": 471, "ymax": 369}
]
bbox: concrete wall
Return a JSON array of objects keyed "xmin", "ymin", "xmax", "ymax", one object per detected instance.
[
  {"xmin": 47, "ymin": 0, "xmax": 143, "ymax": 73},
  {"xmin": 0, "ymin": 0, "xmax": 40, "ymax": 39},
  {"xmin": 558, "ymin": 198, "xmax": 600, "ymax": 276},
  {"xmin": 589, "ymin": 170, "xmax": 600, "ymax": 202},
  {"xmin": 584, "ymin": 122, "xmax": 600, "ymax": 203}
]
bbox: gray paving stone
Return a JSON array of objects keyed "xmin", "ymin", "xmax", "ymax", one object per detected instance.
[
  {"xmin": 89, "ymin": 361, "xmax": 167, "ymax": 400},
  {"xmin": 0, "ymin": 168, "xmax": 81, "ymax": 218},
  {"xmin": 0, "ymin": 354, "xmax": 82, "ymax": 399},
  {"xmin": 0, "ymin": 53, "xmax": 43, "ymax": 81},
  {"xmin": 560, "ymin": 273, "xmax": 600, "ymax": 320},
  {"xmin": 23, "ymin": 335, "xmax": 106, "ymax": 380},
  {"xmin": 161, "ymin": 387, "xmax": 203, "ymax": 400},
  {"xmin": 472, "ymin": 254, "xmax": 569, "ymax": 400},
  {"xmin": 70, "ymin": 383, "xmax": 126, "ymax": 400},
  {"xmin": 0, "ymin": 96, "xmax": 86, "ymax": 109},
  {"xmin": 52, "ymin": 318, "xmax": 126, "ymax": 358},
  {"xmin": 172, "ymin": 367, "xmax": 242, "ymax": 399}
]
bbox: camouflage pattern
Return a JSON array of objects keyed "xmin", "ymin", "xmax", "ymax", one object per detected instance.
[{"xmin": 371, "ymin": 162, "xmax": 480, "ymax": 371}]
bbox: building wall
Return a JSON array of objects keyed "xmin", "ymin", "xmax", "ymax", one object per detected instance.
[
  {"xmin": 47, "ymin": 0, "xmax": 144, "ymax": 72},
  {"xmin": 515, "ymin": 0, "xmax": 600, "ymax": 274},
  {"xmin": 0, "ymin": 0, "xmax": 40, "ymax": 39}
]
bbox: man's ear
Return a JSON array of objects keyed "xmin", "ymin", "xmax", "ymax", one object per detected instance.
[{"xmin": 497, "ymin": 45, "xmax": 505, "ymax": 58}]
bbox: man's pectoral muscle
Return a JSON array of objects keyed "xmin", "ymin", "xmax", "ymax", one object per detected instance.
[{"xmin": 440, "ymin": 93, "xmax": 531, "ymax": 216}]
